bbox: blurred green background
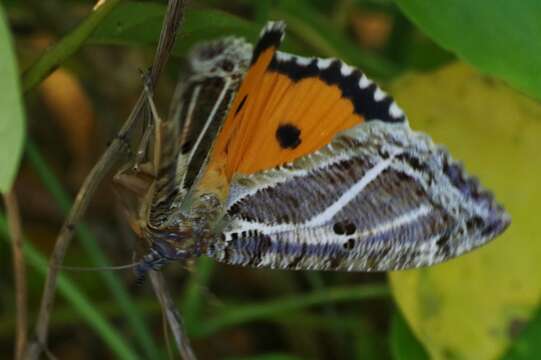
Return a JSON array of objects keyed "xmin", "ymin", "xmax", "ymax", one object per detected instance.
[{"xmin": 1, "ymin": 0, "xmax": 540, "ymax": 359}]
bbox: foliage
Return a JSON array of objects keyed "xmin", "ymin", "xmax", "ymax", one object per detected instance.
[
  {"xmin": 394, "ymin": 0, "xmax": 541, "ymax": 101},
  {"xmin": 390, "ymin": 309, "xmax": 429, "ymax": 360},
  {"xmin": 1, "ymin": 0, "xmax": 540, "ymax": 358},
  {"xmin": 390, "ymin": 63, "xmax": 541, "ymax": 359},
  {"xmin": 0, "ymin": 6, "xmax": 25, "ymax": 193}
]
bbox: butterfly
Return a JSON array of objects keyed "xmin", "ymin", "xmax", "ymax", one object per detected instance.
[{"xmin": 114, "ymin": 21, "xmax": 510, "ymax": 281}]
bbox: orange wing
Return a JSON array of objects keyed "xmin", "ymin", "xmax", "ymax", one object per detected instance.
[{"xmin": 197, "ymin": 21, "xmax": 406, "ymax": 199}]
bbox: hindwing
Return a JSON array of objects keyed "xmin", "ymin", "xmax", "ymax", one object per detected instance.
[{"xmin": 207, "ymin": 121, "xmax": 510, "ymax": 270}]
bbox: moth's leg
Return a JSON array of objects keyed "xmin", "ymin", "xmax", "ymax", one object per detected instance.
[
  {"xmin": 133, "ymin": 117, "xmax": 154, "ymax": 172},
  {"xmin": 168, "ymin": 81, "xmax": 188, "ymax": 145},
  {"xmin": 113, "ymin": 96, "xmax": 157, "ymax": 198},
  {"xmin": 114, "ymin": 77, "xmax": 169, "ymax": 199},
  {"xmin": 113, "ymin": 161, "xmax": 155, "ymax": 236},
  {"xmin": 142, "ymin": 81, "xmax": 164, "ymax": 177},
  {"xmin": 113, "ymin": 162, "xmax": 155, "ymax": 198},
  {"xmin": 113, "ymin": 95, "xmax": 158, "ymax": 235},
  {"xmin": 121, "ymin": 72, "xmax": 166, "ymax": 178}
]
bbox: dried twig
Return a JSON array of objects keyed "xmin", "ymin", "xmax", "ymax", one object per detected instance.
[
  {"xmin": 3, "ymin": 190, "xmax": 28, "ymax": 360},
  {"xmin": 150, "ymin": 272, "xmax": 197, "ymax": 360},
  {"xmin": 26, "ymin": 1, "xmax": 186, "ymax": 358}
]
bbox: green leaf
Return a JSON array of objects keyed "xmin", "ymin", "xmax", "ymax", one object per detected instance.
[
  {"xmin": 389, "ymin": 62, "xmax": 541, "ymax": 359},
  {"xmin": 271, "ymin": 0, "xmax": 400, "ymax": 79},
  {"xmin": 22, "ymin": 0, "xmax": 121, "ymax": 92},
  {"xmin": 0, "ymin": 215, "xmax": 138, "ymax": 360},
  {"xmin": 90, "ymin": 2, "xmax": 395, "ymax": 78},
  {"xmin": 0, "ymin": 5, "xmax": 25, "ymax": 193},
  {"xmin": 26, "ymin": 142, "xmax": 160, "ymax": 359},
  {"xmin": 393, "ymin": 0, "xmax": 541, "ymax": 100},
  {"xmin": 181, "ymin": 256, "xmax": 215, "ymax": 332},
  {"xmin": 191, "ymin": 284, "xmax": 389, "ymax": 337},
  {"xmin": 502, "ymin": 307, "xmax": 541, "ymax": 359},
  {"xmin": 390, "ymin": 309, "xmax": 429, "ymax": 360},
  {"xmin": 90, "ymin": 3, "xmax": 263, "ymax": 56}
]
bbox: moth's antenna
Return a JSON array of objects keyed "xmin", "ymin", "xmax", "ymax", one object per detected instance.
[{"xmin": 54, "ymin": 262, "xmax": 139, "ymax": 272}]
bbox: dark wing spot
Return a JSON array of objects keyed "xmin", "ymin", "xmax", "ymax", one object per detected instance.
[
  {"xmin": 228, "ymin": 203, "xmax": 240, "ymax": 216},
  {"xmin": 436, "ymin": 232, "xmax": 451, "ymax": 248},
  {"xmin": 344, "ymin": 222, "xmax": 356, "ymax": 235},
  {"xmin": 235, "ymin": 95, "xmax": 247, "ymax": 116},
  {"xmin": 276, "ymin": 123, "xmax": 301, "ymax": 149},
  {"xmin": 343, "ymin": 238, "xmax": 355, "ymax": 250},
  {"xmin": 333, "ymin": 222, "xmax": 345, "ymax": 235},
  {"xmin": 333, "ymin": 220, "xmax": 356, "ymax": 235},
  {"xmin": 466, "ymin": 216, "xmax": 484, "ymax": 230}
]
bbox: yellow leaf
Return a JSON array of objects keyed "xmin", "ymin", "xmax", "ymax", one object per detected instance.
[{"xmin": 388, "ymin": 62, "xmax": 541, "ymax": 360}]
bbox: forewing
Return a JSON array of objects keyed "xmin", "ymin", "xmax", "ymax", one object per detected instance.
[
  {"xmin": 148, "ymin": 37, "xmax": 252, "ymax": 228},
  {"xmin": 198, "ymin": 22, "xmax": 407, "ymax": 191},
  {"xmin": 207, "ymin": 121, "xmax": 510, "ymax": 271}
]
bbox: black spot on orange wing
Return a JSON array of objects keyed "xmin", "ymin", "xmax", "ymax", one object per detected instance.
[{"xmin": 276, "ymin": 123, "xmax": 301, "ymax": 149}]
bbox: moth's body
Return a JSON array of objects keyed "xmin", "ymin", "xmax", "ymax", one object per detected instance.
[{"xmin": 115, "ymin": 22, "xmax": 509, "ymax": 279}]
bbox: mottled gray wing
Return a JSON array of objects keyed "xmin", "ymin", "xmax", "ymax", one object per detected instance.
[
  {"xmin": 207, "ymin": 121, "xmax": 510, "ymax": 271},
  {"xmin": 148, "ymin": 37, "xmax": 252, "ymax": 228}
]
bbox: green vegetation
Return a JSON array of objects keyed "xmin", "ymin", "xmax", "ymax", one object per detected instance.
[{"xmin": 1, "ymin": 0, "xmax": 539, "ymax": 358}]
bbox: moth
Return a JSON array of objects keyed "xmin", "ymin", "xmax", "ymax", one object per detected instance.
[{"xmin": 114, "ymin": 21, "xmax": 510, "ymax": 281}]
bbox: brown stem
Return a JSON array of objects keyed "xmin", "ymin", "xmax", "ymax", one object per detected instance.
[
  {"xmin": 3, "ymin": 190, "xmax": 28, "ymax": 360},
  {"xmin": 150, "ymin": 272, "xmax": 197, "ymax": 360},
  {"xmin": 25, "ymin": 1, "xmax": 186, "ymax": 358}
]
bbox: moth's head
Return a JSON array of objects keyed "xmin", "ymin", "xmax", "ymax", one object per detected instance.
[{"xmin": 135, "ymin": 227, "xmax": 195, "ymax": 284}]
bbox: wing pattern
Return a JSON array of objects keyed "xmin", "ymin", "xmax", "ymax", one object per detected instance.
[
  {"xmin": 148, "ymin": 37, "xmax": 252, "ymax": 229},
  {"xmin": 207, "ymin": 121, "xmax": 510, "ymax": 271},
  {"xmin": 199, "ymin": 21, "xmax": 407, "ymax": 187},
  {"xmin": 136, "ymin": 21, "xmax": 509, "ymax": 275}
]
